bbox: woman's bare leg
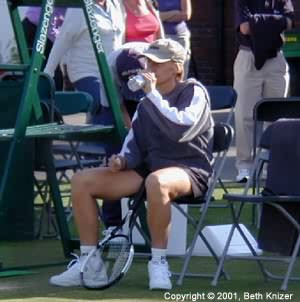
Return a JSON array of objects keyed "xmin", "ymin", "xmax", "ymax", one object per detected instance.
[
  {"xmin": 71, "ymin": 167, "xmax": 143, "ymax": 245},
  {"xmin": 145, "ymin": 167, "xmax": 192, "ymax": 249}
]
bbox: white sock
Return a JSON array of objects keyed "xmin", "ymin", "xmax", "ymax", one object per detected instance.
[
  {"xmin": 80, "ymin": 245, "xmax": 96, "ymax": 256},
  {"xmin": 80, "ymin": 245, "xmax": 102, "ymax": 269},
  {"xmin": 151, "ymin": 248, "xmax": 167, "ymax": 263}
]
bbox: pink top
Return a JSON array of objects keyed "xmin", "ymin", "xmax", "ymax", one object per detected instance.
[{"xmin": 125, "ymin": 7, "xmax": 160, "ymax": 43}]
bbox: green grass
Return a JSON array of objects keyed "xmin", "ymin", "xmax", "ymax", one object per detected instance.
[
  {"xmin": 1, "ymin": 188, "xmax": 300, "ymax": 302},
  {"xmin": 1, "ymin": 244, "xmax": 299, "ymax": 302}
]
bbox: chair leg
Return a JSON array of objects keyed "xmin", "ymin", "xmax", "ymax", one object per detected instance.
[
  {"xmin": 176, "ymin": 233, "xmax": 196, "ymax": 285},
  {"xmin": 266, "ymin": 202, "xmax": 300, "ymax": 290},
  {"xmin": 233, "ymin": 202, "xmax": 269, "ymax": 279},
  {"xmin": 44, "ymin": 198, "xmax": 59, "ymax": 238},
  {"xmin": 212, "ymin": 201, "xmax": 268, "ymax": 286},
  {"xmin": 43, "ymin": 142, "xmax": 73, "ymax": 257},
  {"xmin": 172, "ymin": 203, "xmax": 229, "ymax": 280},
  {"xmin": 34, "ymin": 178, "xmax": 50, "ymax": 238},
  {"xmin": 211, "ymin": 220, "xmax": 236, "ymax": 286},
  {"xmin": 234, "ymin": 222, "xmax": 268, "ymax": 280},
  {"xmin": 34, "ymin": 176, "xmax": 60, "ymax": 239},
  {"xmin": 218, "ymin": 178, "xmax": 228, "ymax": 194},
  {"xmin": 176, "ymin": 200, "xmax": 228, "ymax": 285},
  {"xmin": 281, "ymin": 234, "xmax": 300, "ymax": 290}
]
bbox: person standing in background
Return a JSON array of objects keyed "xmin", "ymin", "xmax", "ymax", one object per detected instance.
[
  {"xmin": 122, "ymin": 0, "xmax": 164, "ymax": 43},
  {"xmin": 23, "ymin": 7, "xmax": 66, "ymax": 90},
  {"xmin": 44, "ymin": 0, "xmax": 128, "ymax": 235},
  {"xmin": 156, "ymin": 0, "xmax": 192, "ymax": 78},
  {"xmin": 44, "ymin": 2, "xmax": 125, "ymax": 107},
  {"xmin": 234, "ymin": 0, "xmax": 294, "ymax": 182}
]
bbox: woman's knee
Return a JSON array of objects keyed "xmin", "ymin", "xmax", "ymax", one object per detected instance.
[
  {"xmin": 71, "ymin": 170, "xmax": 90, "ymax": 191},
  {"xmin": 145, "ymin": 172, "xmax": 170, "ymax": 199},
  {"xmin": 71, "ymin": 169, "xmax": 103, "ymax": 194}
]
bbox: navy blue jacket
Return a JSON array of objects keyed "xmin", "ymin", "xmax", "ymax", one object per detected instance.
[
  {"xmin": 119, "ymin": 79, "xmax": 214, "ymax": 178},
  {"xmin": 235, "ymin": 0, "xmax": 294, "ymax": 47},
  {"xmin": 235, "ymin": 0, "xmax": 294, "ymax": 69}
]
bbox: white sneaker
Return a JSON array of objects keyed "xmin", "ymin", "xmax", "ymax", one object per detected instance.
[
  {"xmin": 236, "ymin": 168, "xmax": 250, "ymax": 183},
  {"xmin": 148, "ymin": 260, "xmax": 172, "ymax": 290},
  {"xmin": 49, "ymin": 254, "xmax": 108, "ymax": 287}
]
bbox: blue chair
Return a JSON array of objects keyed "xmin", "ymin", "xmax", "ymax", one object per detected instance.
[
  {"xmin": 206, "ymin": 85, "xmax": 237, "ymax": 125},
  {"xmin": 205, "ymin": 85, "xmax": 237, "ymax": 192}
]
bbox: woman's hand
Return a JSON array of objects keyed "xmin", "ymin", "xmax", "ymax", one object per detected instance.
[
  {"xmin": 141, "ymin": 71, "xmax": 157, "ymax": 94},
  {"xmin": 240, "ymin": 22, "xmax": 250, "ymax": 35},
  {"xmin": 108, "ymin": 154, "xmax": 127, "ymax": 172}
]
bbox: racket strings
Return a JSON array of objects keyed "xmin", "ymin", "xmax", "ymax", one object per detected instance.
[
  {"xmin": 98, "ymin": 237, "xmax": 131, "ymax": 282},
  {"xmin": 109, "ymin": 243, "xmax": 131, "ymax": 281},
  {"xmin": 81, "ymin": 190, "xmax": 144, "ymax": 289}
]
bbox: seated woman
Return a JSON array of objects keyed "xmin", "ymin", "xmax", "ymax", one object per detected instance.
[{"xmin": 49, "ymin": 39, "xmax": 214, "ymax": 290}]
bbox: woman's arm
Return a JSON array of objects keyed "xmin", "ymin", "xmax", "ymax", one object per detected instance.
[
  {"xmin": 120, "ymin": 102, "xmax": 132, "ymax": 129},
  {"xmin": 146, "ymin": 86, "xmax": 208, "ymax": 127},
  {"xmin": 141, "ymin": 72, "xmax": 207, "ymax": 128},
  {"xmin": 44, "ymin": 9, "xmax": 82, "ymax": 77},
  {"xmin": 235, "ymin": 0, "xmax": 251, "ymax": 33},
  {"xmin": 143, "ymin": 84, "xmax": 212, "ymax": 142},
  {"xmin": 159, "ymin": 0, "xmax": 192, "ymax": 22},
  {"xmin": 146, "ymin": 0, "xmax": 165, "ymax": 39},
  {"xmin": 238, "ymin": 0, "xmax": 295, "ymax": 34},
  {"xmin": 159, "ymin": 10, "xmax": 179, "ymax": 21},
  {"xmin": 119, "ymin": 111, "xmax": 145, "ymax": 169}
]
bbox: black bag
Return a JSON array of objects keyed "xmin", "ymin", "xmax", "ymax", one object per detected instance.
[{"xmin": 258, "ymin": 119, "xmax": 300, "ymax": 255}]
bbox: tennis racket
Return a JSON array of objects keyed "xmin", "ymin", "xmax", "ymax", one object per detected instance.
[{"xmin": 80, "ymin": 184, "xmax": 146, "ymax": 289}]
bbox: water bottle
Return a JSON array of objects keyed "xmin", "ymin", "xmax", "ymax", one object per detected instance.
[{"xmin": 127, "ymin": 75, "xmax": 145, "ymax": 92}]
